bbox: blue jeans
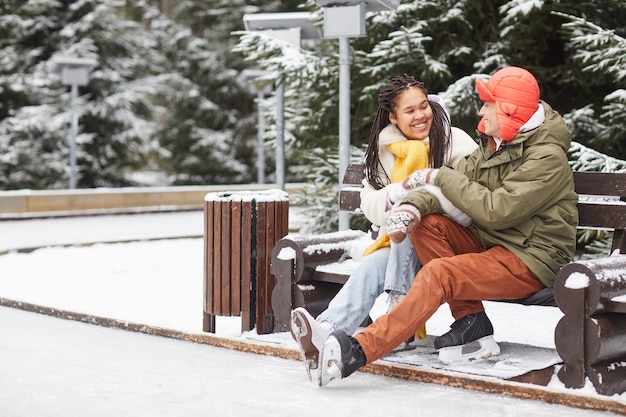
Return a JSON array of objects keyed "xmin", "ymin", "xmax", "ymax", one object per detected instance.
[{"xmin": 317, "ymin": 237, "xmax": 420, "ymax": 335}]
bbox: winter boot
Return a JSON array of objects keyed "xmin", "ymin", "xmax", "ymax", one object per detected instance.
[
  {"xmin": 318, "ymin": 330, "xmax": 367, "ymax": 387},
  {"xmin": 433, "ymin": 311, "xmax": 500, "ymax": 364},
  {"xmin": 290, "ymin": 307, "xmax": 334, "ymax": 381}
]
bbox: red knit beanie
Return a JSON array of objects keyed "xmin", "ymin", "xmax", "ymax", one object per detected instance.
[{"xmin": 476, "ymin": 67, "xmax": 540, "ymax": 141}]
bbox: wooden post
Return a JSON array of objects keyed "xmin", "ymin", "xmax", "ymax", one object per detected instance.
[{"xmin": 554, "ymin": 258, "xmax": 626, "ymax": 395}]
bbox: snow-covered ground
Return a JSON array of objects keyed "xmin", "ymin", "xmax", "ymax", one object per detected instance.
[
  {"xmin": 0, "ymin": 212, "xmax": 622, "ymax": 416},
  {"xmin": 0, "ymin": 210, "xmax": 204, "ymax": 253},
  {"xmin": 2, "ymin": 306, "xmax": 605, "ymax": 417}
]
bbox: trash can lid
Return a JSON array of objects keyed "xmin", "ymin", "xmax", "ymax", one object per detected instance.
[{"xmin": 204, "ymin": 189, "xmax": 288, "ymax": 202}]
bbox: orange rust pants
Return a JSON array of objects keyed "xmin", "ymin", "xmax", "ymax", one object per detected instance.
[{"xmin": 354, "ymin": 214, "xmax": 545, "ymax": 363}]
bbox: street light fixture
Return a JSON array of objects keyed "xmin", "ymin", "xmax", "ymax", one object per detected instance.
[
  {"xmin": 314, "ymin": 0, "xmax": 400, "ymax": 230},
  {"xmin": 243, "ymin": 12, "xmax": 321, "ymax": 191},
  {"xmin": 243, "ymin": 12, "xmax": 321, "ymax": 43},
  {"xmin": 314, "ymin": 0, "xmax": 401, "ymax": 12},
  {"xmin": 51, "ymin": 56, "xmax": 97, "ymax": 189}
]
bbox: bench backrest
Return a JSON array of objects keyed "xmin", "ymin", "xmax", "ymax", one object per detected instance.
[
  {"xmin": 339, "ymin": 164, "xmax": 367, "ymax": 212},
  {"xmin": 574, "ymin": 172, "xmax": 626, "ymax": 253},
  {"xmin": 339, "ymin": 163, "xmax": 626, "ymax": 254}
]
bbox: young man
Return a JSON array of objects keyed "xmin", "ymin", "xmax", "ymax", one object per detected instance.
[{"xmin": 316, "ymin": 66, "xmax": 579, "ymax": 386}]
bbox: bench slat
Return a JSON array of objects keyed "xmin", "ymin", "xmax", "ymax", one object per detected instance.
[
  {"xmin": 343, "ymin": 164, "xmax": 365, "ymax": 185},
  {"xmin": 339, "ymin": 189, "xmax": 361, "ymax": 212},
  {"xmin": 578, "ymin": 203, "xmax": 626, "ymax": 229},
  {"xmin": 573, "ymin": 171, "xmax": 626, "ymax": 196},
  {"xmin": 344, "ymin": 167, "xmax": 626, "ymax": 195},
  {"xmin": 313, "ymin": 270, "xmax": 351, "ymax": 284}
]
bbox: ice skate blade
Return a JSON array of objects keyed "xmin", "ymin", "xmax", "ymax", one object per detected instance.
[
  {"xmin": 318, "ymin": 337, "xmax": 343, "ymax": 387},
  {"xmin": 290, "ymin": 310, "xmax": 317, "ymax": 381},
  {"xmin": 391, "ymin": 334, "xmax": 419, "ymax": 352},
  {"xmin": 437, "ymin": 335, "xmax": 500, "ymax": 364}
]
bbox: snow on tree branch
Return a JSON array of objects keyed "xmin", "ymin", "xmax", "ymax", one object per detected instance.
[
  {"xmin": 232, "ymin": 31, "xmax": 326, "ymax": 85},
  {"xmin": 500, "ymin": 0, "xmax": 545, "ymax": 25},
  {"xmin": 569, "ymin": 141, "xmax": 626, "ymax": 173},
  {"xmin": 553, "ymin": 11, "xmax": 626, "ymax": 83}
]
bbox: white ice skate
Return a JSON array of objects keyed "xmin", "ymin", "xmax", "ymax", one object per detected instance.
[
  {"xmin": 290, "ymin": 307, "xmax": 333, "ymax": 381},
  {"xmin": 318, "ymin": 336, "xmax": 343, "ymax": 387},
  {"xmin": 318, "ymin": 331, "xmax": 367, "ymax": 387}
]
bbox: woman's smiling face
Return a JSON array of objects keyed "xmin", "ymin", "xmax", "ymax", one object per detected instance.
[{"xmin": 389, "ymin": 87, "xmax": 433, "ymax": 141}]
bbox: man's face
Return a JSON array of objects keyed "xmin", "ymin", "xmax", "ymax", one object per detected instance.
[{"xmin": 479, "ymin": 101, "xmax": 500, "ymax": 138}]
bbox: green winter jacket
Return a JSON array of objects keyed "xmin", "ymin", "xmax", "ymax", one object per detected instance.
[{"xmin": 403, "ymin": 101, "xmax": 578, "ymax": 287}]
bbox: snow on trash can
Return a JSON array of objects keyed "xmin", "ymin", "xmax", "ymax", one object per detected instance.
[{"xmin": 203, "ymin": 189, "xmax": 289, "ymax": 335}]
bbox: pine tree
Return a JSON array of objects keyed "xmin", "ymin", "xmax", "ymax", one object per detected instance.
[
  {"xmin": 234, "ymin": 0, "xmax": 626, "ymax": 233},
  {"xmin": 0, "ymin": 0, "xmax": 167, "ymax": 188},
  {"xmin": 0, "ymin": 0, "xmax": 70, "ymax": 189},
  {"xmin": 554, "ymin": 10, "xmax": 626, "ymax": 159},
  {"xmin": 2, "ymin": 0, "xmax": 625, "ymax": 245},
  {"xmin": 0, "ymin": 0, "xmax": 274, "ymax": 189}
]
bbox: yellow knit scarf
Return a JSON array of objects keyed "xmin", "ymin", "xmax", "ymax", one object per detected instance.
[{"xmin": 363, "ymin": 139, "xmax": 430, "ymax": 255}]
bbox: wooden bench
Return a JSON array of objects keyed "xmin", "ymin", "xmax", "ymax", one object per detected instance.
[
  {"xmin": 270, "ymin": 163, "xmax": 626, "ymax": 396},
  {"xmin": 270, "ymin": 164, "xmax": 372, "ymax": 333},
  {"xmin": 553, "ymin": 172, "xmax": 626, "ymax": 395}
]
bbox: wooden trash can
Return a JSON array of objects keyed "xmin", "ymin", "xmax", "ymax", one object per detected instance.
[{"xmin": 203, "ymin": 189, "xmax": 288, "ymax": 335}]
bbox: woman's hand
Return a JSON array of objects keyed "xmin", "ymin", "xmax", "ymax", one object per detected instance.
[{"xmin": 387, "ymin": 204, "xmax": 421, "ymax": 243}]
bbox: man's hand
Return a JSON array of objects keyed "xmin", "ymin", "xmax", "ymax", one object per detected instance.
[
  {"xmin": 387, "ymin": 204, "xmax": 421, "ymax": 243},
  {"xmin": 403, "ymin": 168, "xmax": 439, "ymax": 190}
]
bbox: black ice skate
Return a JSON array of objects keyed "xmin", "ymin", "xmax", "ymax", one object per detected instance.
[
  {"xmin": 318, "ymin": 330, "xmax": 366, "ymax": 387},
  {"xmin": 433, "ymin": 311, "xmax": 500, "ymax": 364}
]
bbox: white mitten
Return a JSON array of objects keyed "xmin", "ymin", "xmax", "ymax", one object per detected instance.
[
  {"xmin": 387, "ymin": 204, "xmax": 421, "ymax": 243},
  {"xmin": 387, "ymin": 182, "xmax": 408, "ymax": 205},
  {"xmin": 421, "ymin": 184, "xmax": 472, "ymax": 227}
]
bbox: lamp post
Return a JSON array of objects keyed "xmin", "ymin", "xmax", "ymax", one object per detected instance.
[
  {"xmin": 314, "ymin": 0, "xmax": 400, "ymax": 230},
  {"xmin": 243, "ymin": 12, "xmax": 320, "ymax": 191},
  {"xmin": 240, "ymin": 69, "xmax": 272, "ymax": 184},
  {"xmin": 51, "ymin": 57, "xmax": 97, "ymax": 189}
]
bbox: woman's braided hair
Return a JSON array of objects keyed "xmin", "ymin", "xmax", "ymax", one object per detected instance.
[{"xmin": 364, "ymin": 74, "xmax": 452, "ymax": 190}]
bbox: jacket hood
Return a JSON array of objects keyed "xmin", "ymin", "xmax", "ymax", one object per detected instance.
[{"xmin": 509, "ymin": 101, "xmax": 571, "ymax": 153}]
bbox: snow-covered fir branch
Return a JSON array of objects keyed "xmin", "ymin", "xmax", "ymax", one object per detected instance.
[
  {"xmin": 500, "ymin": 0, "xmax": 545, "ymax": 27},
  {"xmin": 232, "ymin": 31, "xmax": 331, "ymax": 88},
  {"xmin": 553, "ymin": 11, "xmax": 626, "ymax": 83},
  {"xmin": 568, "ymin": 141, "xmax": 626, "ymax": 173}
]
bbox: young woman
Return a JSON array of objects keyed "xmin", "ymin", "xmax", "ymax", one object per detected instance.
[{"xmin": 290, "ymin": 74, "xmax": 478, "ymax": 380}]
